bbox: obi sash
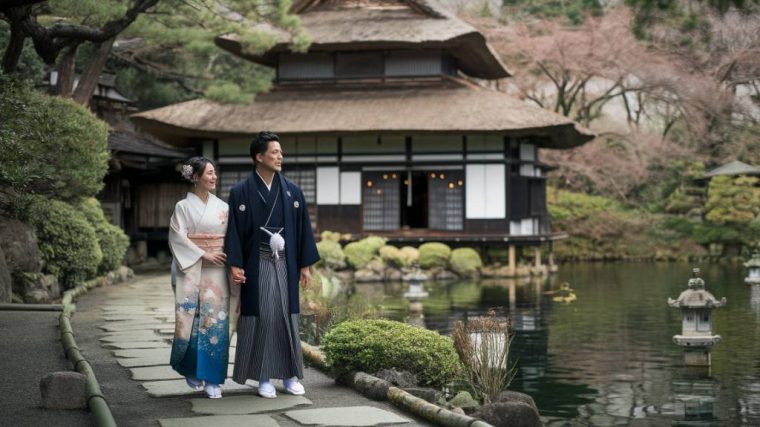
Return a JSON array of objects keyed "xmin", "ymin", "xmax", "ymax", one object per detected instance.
[{"xmin": 188, "ymin": 233, "xmax": 225, "ymax": 267}]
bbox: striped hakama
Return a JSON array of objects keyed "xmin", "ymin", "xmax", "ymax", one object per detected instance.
[{"xmin": 232, "ymin": 246, "xmax": 304, "ymax": 383}]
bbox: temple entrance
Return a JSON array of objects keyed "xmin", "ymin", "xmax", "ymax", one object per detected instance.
[{"xmin": 401, "ymin": 171, "xmax": 429, "ymax": 229}]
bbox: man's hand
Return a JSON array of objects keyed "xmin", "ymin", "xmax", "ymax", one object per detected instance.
[
  {"xmin": 299, "ymin": 266, "xmax": 312, "ymax": 289},
  {"xmin": 230, "ymin": 266, "xmax": 246, "ymax": 285}
]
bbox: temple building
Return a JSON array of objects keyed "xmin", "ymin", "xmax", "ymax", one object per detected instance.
[{"xmin": 131, "ymin": 0, "xmax": 593, "ymax": 269}]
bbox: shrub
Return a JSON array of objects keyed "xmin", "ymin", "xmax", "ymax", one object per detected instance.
[
  {"xmin": 343, "ymin": 236, "xmax": 387, "ymax": 269},
  {"xmin": 398, "ymin": 246, "xmax": 419, "ymax": 266},
  {"xmin": 449, "ymin": 248, "xmax": 483, "ymax": 277},
  {"xmin": 320, "ymin": 230, "xmax": 342, "ymax": 242},
  {"xmin": 418, "ymin": 242, "xmax": 452, "ymax": 269},
  {"xmin": 20, "ymin": 196, "xmax": 102, "ymax": 289},
  {"xmin": 322, "ymin": 319, "xmax": 458, "ymax": 387},
  {"xmin": 0, "ymin": 76, "xmax": 109, "ymax": 201},
  {"xmin": 316, "ymin": 239, "xmax": 346, "ymax": 270},
  {"xmin": 78, "ymin": 198, "xmax": 129, "ymax": 273},
  {"xmin": 379, "ymin": 245, "xmax": 403, "ymax": 267}
]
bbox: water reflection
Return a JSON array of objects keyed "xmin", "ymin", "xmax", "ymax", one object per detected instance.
[{"xmin": 337, "ymin": 263, "xmax": 760, "ymax": 425}]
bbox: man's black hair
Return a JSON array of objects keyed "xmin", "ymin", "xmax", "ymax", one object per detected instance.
[{"xmin": 250, "ymin": 131, "xmax": 280, "ymax": 161}]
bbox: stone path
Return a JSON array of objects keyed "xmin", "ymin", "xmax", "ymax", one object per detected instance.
[{"xmin": 95, "ymin": 273, "xmax": 431, "ymax": 426}]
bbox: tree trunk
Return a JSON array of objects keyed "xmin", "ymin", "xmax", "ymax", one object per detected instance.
[
  {"xmin": 55, "ymin": 44, "xmax": 78, "ymax": 97},
  {"xmin": 72, "ymin": 37, "xmax": 115, "ymax": 105},
  {"xmin": 1, "ymin": 15, "xmax": 26, "ymax": 74}
]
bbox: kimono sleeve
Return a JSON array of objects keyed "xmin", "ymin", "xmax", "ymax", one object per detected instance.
[
  {"xmin": 297, "ymin": 189, "xmax": 320, "ymax": 268},
  {"xmin": 224, "ymin": 188, "xmax": 245, "ymax": 268},
  {"xmin": 168, "ymin": 202, "xmax": 205, "ymax": 271}
]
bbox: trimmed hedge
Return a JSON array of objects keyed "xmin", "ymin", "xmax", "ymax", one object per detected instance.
[
  {"xmin": 316, "ymin": 239, "xmax": 347, "ymax": 270},
  {"xmin": 79, "ymin": 198, "xmax": 129, "ymax": 273},
  {"xmin": 322, "ymin": 319, "xmax": 459, "ymax": 387},
  {"xmin": 449, "ymin": 248, "xmax": 482, "ymax": 277},
  {"xmin": 21, "ymin": 197, "xmax": 102, "ymax": 289},
  {"xmin": 418, "ymin": 242, "xmax": 452, "ymax": 269},
  {"xmin": 344, "ymin": 236, "xmax": 387, "ymax": 269},
  {"xmin": 0, "ymin": 75, "xmax": 109, "ymax": 201}
]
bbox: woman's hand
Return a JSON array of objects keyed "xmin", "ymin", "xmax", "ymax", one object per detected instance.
[{"xmin": 202, "ymin": 251, "xmax": 227, "ymax": 266}]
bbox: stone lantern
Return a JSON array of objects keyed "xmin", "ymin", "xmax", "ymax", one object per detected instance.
[
  {"xmin": 667, "ymin": 268, "xmax": 726, "ymax": 366},
  {"xmin": 744, "ymin": 250, "xmax": 760, "ymax": 285},
  {"xmin": 403, "ymin": 266, "xmax": 429, "ymax": 327}
]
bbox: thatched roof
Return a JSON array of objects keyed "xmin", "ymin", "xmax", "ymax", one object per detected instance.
[
  {"xmin": 215, "ymin": 0, "xmax": 510, "ymax": 79},
  {"xmin": 131, "ymin": 86, "xmax": 593, "ymax": 149},
  {"xmin": 703, "ymin": 160, "xmax": 760, "ymax": 178}
]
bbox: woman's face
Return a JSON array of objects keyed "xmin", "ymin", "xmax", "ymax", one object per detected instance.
[{"xmin": 196, "ymin": 162, "xmax": 217, "ymax": 192}]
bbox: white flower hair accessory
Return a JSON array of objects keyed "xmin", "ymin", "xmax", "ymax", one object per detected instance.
[{"xmin": 181, "ymin": 164, "xmax": 194, "ymax": 181}]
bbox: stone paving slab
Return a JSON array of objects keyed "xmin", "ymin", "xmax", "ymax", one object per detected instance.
[
  {"xmin": 284, "ymin": 406, "xmax": 411, "ymax": 426},
  {"xmin": 113, "ymin": 348, "xmax": 171, "ymax": 359},
  {"xmin": 190, "ymin": 395, "xmax": 312, "ymax": 415},
  {"xmin": 105, "ymin": 341, "xmax": 171, "ymax": 350},
  {"xmin": 142, "ymin": 378, "xmax": 255, "ymax": 397},
  {"xmin": 100, "ymin": 323, "xmax": 171, "ymax": 332},
  {"xmin": 116, "ymin": 355, "xmax": 170, "ymax": 368},
  {"xmin": 130, "ymin": 364, "xmax": 234, "ymax": 381},
  {"xmin": 100, "ymin": 332, "xmax": 167, "ymax": 343},
  {"xmin": 159, "ymin": 414, "xmax": 279, "ymax": 427}
]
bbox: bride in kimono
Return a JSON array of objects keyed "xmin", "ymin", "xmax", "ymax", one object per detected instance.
[{"xmin": 168, "ymin": 157, "xmax": 236, "ymax": 399}]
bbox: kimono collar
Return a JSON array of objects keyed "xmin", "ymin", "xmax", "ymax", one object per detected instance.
[
  {"xmin": 255, "ymin": 169, "xmax": 275, "ymax": 191},
  {"xmin": 186, "ymin": 191, "xmax": 215, "ymax": 206}
]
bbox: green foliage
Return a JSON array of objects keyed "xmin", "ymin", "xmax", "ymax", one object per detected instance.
[
  {"xmin": 78, "ymin": 198, "xmax": 129, "ymax": 273},
  {"xmin": 449, "ymin": 248, "xmax": 483, "ymax": 277},
  {"xmin": 320, "ymin": 230, "xmax": 342, "ymax": 242},
  {"xmin": 322, "ymin": 319, "xmax": 459, "ymax": 387},
  {"xmin": 418, "ymin": 242, "xmax": 452, "ymax": 269},
  {"xmin": 19, "ymin": 197, "xmax": 102, "ymax": 289},
  {"xmin": 502, "ymin": 0, "xmax": 603, "ymax": 24},
  {"xmin": 0, "ymin": 76, "xmax": 110, "ymax": 201},
  {"xmin": 547, "ymin": 187, "xmax": 625, "ymax": 222},
  {"xmin": 398, "ymin": 246, "xmax": 420, "ymax": 266},
  {"xmin": 316, "ymin": 239, "xmax": 346, "ymax": 270},
  {"xmin": 0, "ymin": 23, "xmax": 45, "ymax": 83},
  {"xmin": 378, "ymin": 245, "xmax": 404, "ymax": 267},
  {"xmin": 343, "ymin": 236, "xmax": 387, "ymax": 269},
  {"xmin": 705, "ymin": 176, "xmax": 760, "ymax": 225}
]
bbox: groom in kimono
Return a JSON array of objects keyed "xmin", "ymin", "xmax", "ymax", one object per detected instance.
[{"xmin": 225, "ymin": 130, "xmax": 320, "ymax": 398}]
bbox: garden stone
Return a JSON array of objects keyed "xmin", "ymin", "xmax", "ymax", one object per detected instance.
[
  {"xmin": 16, "ymin": 272, "xmax": 60, "ymax": 303},
  {"xmin": 354, "ymin": 268, "xmax": 384, "ymax": 282},
  {"xmin": 401, "ymin": 387, "xmax": 441, "ymax": 403},
  {"xmin": 375, "ymin": 369, "xmax": 417, "ymax": 388},
  {"xmin": 0, "ymin": 217, "xmax": 42, "ymax": 274},
  {"xmin": 334, "ymin": 270, "xmax": 354, "ymax": 282},
  {"xmin": 366, "ymin": 257, "xmax": 386, "ymax": 274},
  {"xmin": 433, "ymin": 269, "xmax": 458, "ymax": 281},
  {"xmin": 117, "ymin": 266, "xmax": 134, "ymax": 282},
  {"xmin": 450, "ymin": 407, "xmax": 465, "ymax": 415},
  {"xmin": 449, "ymin": 390, "xmax": 479, "ymax": 411},
  {"xmin": 495, "ymin": 390, "xmax": 538, "ymax": 409},
  {"xmin": 385, "ymin": 267, "xmax": 403, "ymax": 281},
  {"xmin": 0, "ymin": 246, "xmax": 11, "ymax": 303},
  {"xmin": 40, "ymin": 371, "xmax": 87, "ymax": 409},
  {"xmin": 472, "ymin": 401, "xmax": 541, "ymax": 427}
]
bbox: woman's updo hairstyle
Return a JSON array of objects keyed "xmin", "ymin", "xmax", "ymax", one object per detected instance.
[
  {"xmin": 250, "ymin": 131, "xmax": 279, "ymax": 162},
  {"xmin": 180, "ymin": 156, "xmax": 214, "ymax": 183}
]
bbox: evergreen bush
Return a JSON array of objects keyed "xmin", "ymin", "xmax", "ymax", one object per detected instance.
[
  {"xmin": 343, "ymin": 236, "xmax": 387, "ymax": 269},
  {"xmin": 398, "ymin": 246, "xmax": 420, "ymax": 266},
  {"xmin": 316, "ymin": 239, "xmax": 347, "ymax": 270},
  {"xmin": 449, "ymin": 248, "xmax": 483, "ymax": 277},
  {"xmin": 378, "ymin": 245, "xmax": 403, "ymax": 267},
  {"xmin": 20, "ymin": 197, "xmax": 102, "ymax": 289},
  {"xmin": 418, "ymin": 242, "xmax": 452, "ymax": 269},
  {"xmin": 0, "ymin": 76, "xmax": 109, "ymax": 201},
  {"xmin": 79, "ymin": 198, "xmax": 129, "ymax": 273},
  {"xmin": 322, "ymin": 319, "xmax": 459, "ymax": 387}
]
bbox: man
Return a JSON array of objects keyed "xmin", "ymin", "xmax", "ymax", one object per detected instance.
[{"xmin": 224, "ymin": 131, "xmax": 320, "ymax": 398}]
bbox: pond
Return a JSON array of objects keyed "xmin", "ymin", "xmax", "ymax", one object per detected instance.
[{"xmin": 340, "ymin": 263, "xmax": 760, "ymax": 426}]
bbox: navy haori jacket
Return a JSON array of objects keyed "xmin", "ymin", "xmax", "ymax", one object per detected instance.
[{"xmin": 224, "ymin": 171, "xmax": 320, "ymax": 316}]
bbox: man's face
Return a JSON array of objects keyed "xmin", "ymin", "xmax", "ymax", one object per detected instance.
[{"xmin": 256, "ymin": 140, "xmax": 283, "ymax": 173}]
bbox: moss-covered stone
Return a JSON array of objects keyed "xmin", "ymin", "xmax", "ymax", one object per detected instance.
[
  {"xmin": 418, "ymin": 242, "xmax": 451, "ymax": 269},
  {"xmin": 449, "ymin": 248, "xmax": 483, "ymax": 277},
  {"xmin": 316, "ymin": 239, "xmax": 346, "ymax": 270},
  {"xmin": 344, "ymin": 236, "xmax": 388, "ymax": 269},
  {"xmin": 399, "ymin": 246, "xmax": 420, "ymax": 266}
]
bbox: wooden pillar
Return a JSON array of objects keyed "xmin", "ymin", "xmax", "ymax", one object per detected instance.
[
  {"xmin": 508, "ymin": 244, "xmax": 516, "ymax": 277},
  {"xmin": 548, "ymin": 242, "xmax": 558, "ymax": 274},
  {"xmin": 534, "ymin": 247, "xmax": 542, "ymax": 268}
]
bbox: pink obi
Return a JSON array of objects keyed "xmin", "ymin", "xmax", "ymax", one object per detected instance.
[{"xmin": 188, "ymin": 233, "xmax": 225, "ymax": 267}]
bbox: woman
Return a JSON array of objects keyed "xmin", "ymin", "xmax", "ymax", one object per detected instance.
[{"xmin": 168, "ymin": 157, "xmax": 232, "ymax": 399}]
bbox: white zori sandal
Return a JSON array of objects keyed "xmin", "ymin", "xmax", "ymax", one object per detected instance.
[
  {"xmin": 185, "ymin": 377, "xmax": 204, "ymax": 391},
  {"xmin": 204, "ymin": 384, "xmax": 222, "ymax": 399},
  {"xmin": 258, "ymin": 380, "xmax": 277, "ymax": 399},
  {"xmin": 284, "ymin": 377, "xmax": 305, "ymax": 395}
]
